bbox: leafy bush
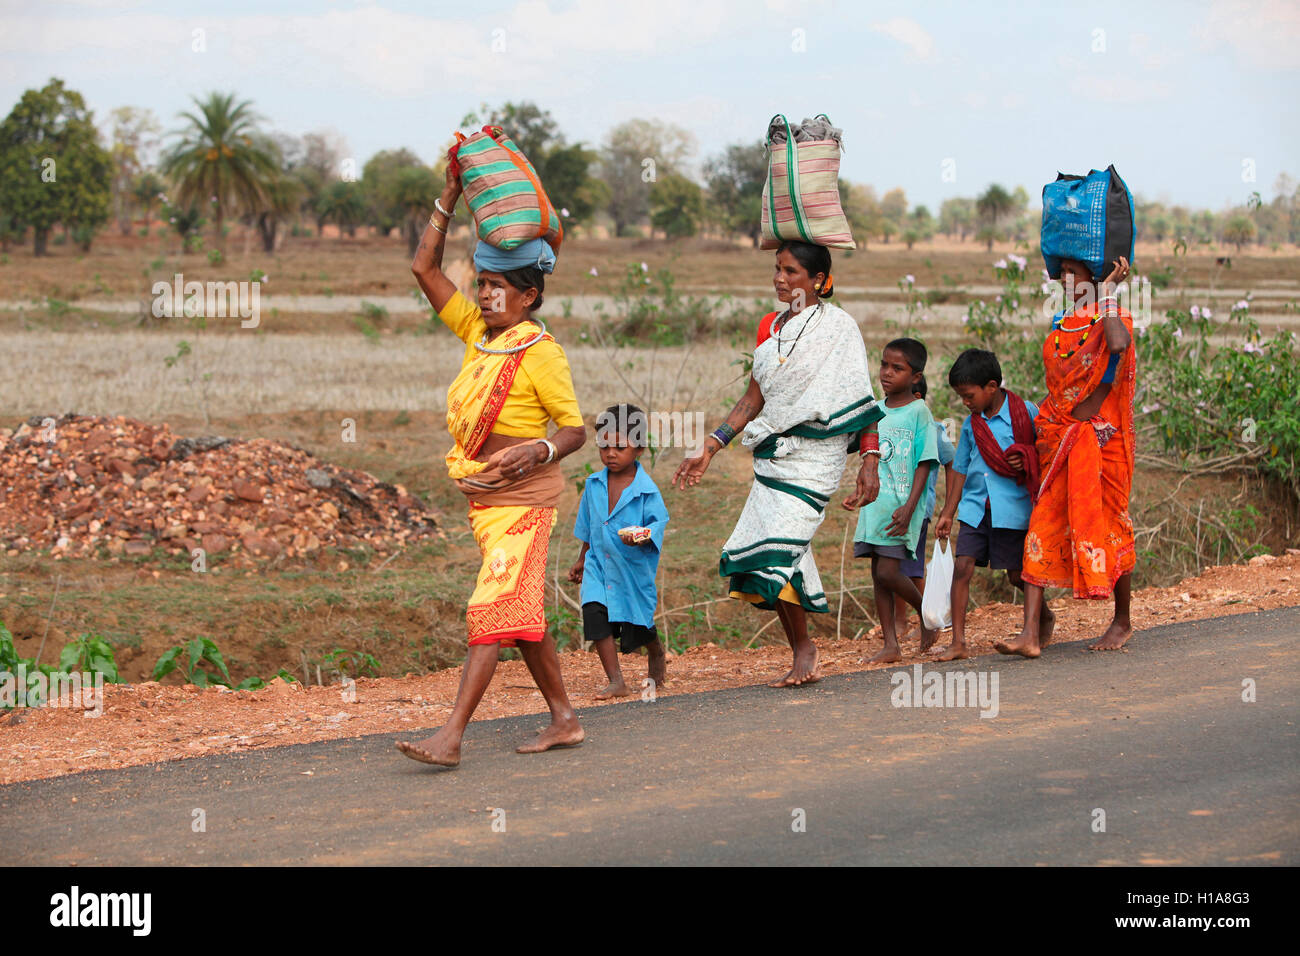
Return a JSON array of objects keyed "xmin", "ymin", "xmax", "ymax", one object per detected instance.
[
  {"xmin": 1138, "ymin": 299, "xmax": 1299, "ymax": 500},
  {"xmin": 151, "ymin": 636, "xmax": 296, "ymax": 690},
  {"xmin": 2, "ymin": 621, "xmax": 123, "ymax": 709},
  {"xmin": 591, "ymin": 262, "xmax": 754, "ymax": 346}
]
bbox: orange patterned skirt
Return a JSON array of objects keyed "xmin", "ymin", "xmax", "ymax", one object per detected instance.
[
  {"xmin": 465, "ymin": 503, "xmax": 555, "ymax": 646},
  {"xmin": 1022, "ymin": 417, "xmax": 1135, "ymax": 598}
]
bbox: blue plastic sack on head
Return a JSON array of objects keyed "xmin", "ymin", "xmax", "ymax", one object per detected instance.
[
  {"xmin": 1040, "ymin": 164, "xmax": 1135, "ymax": 280},
  {"xmin": 473, "ymin": 238, "xmax": 556, "ymax": 275}
]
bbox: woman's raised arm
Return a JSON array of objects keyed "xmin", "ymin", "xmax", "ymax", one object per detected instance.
[{"xmin": 411, "ymin": 166, "xmax": 464, "ymax": 314}]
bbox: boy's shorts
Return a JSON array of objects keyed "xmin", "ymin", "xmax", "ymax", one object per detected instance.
[
  {"xmin": 900, "ymin": 517, "xmax": 930, "ymax": 578},
  {"xmin": 955, "ymin": 508, "xmax": 1025, "ymax": 573},
  {"xmin": 583, "ymin": 602, "xmax": 658, "ymax": 654},
  {"xmin": 853, "ymin": 540, "xmax": 911, "ymax": 561}
]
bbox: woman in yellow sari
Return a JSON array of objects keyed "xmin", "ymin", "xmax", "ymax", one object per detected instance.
[{"xmin": 398, "ymin": 167, "xmax": 586, "ymax": 767}]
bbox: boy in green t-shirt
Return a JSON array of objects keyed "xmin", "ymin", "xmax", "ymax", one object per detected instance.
[{"xmin": 853, "ymin": 338, "xmax": 940, "ymax": 663}]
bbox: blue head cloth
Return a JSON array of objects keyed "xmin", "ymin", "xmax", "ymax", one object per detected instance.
[{"xmin": 472, "ymin": 238, "xmax": 556, "ymax": 275}]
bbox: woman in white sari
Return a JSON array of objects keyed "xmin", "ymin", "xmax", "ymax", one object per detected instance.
[{"xmin": 673, "ymin": 241, "xmax": 884, "ymax": 686}]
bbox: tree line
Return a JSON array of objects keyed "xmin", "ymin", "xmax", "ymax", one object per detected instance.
[{"xmin": 2, "ymin": 78, "xmax": 1297, "ymax": 258}]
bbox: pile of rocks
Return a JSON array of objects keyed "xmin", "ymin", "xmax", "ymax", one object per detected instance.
[{"xmin": 0, "ymin": 414, "xmax": 441, "ymax": 563}]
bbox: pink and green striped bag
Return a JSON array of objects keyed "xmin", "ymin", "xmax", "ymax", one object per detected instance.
[
  {"xmin": 759, "ymin": 114, "xmax": 855, "ymax": 251},
  {"xmin": 451, "ymin": 126, "xmax": 564, "ymax": 253}
]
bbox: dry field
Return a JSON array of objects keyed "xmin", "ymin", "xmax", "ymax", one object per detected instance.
[{"xmin": 1, "ymin": 233, "xmax": 1297, "ymax": 687}]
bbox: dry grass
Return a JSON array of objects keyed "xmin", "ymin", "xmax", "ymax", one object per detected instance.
[{"xmin": 0, "ymin": 330, "xmax": 744, "ymax": 425}]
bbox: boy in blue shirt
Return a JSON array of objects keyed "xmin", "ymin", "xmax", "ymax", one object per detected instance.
[
  {"xmin": 569, "ymin": 404, "xmax": 669, "ymax": 699},
  {"xmin": 932, "ymin": 349, "xmax": 1055, "ymax": 661}
]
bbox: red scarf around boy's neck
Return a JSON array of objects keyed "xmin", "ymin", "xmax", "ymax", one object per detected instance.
[{"xmin": 970, "ymin": 388, "xmax": 1041, "ymax": 499}]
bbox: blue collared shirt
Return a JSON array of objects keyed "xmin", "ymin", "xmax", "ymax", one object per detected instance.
[
  {"xmin": 953, "ymin": 392, "xmax": 1039, "ymax": 530},
  {"xmin": 573, "ymin": 461, "xmax": 668, "ymax": 629},
  {"xmin": 923, "ymin": 421, "xmax": 956, "ymax": 520}
]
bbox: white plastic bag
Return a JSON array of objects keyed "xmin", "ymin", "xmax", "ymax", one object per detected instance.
[{"xmin": 921, "ymin": 538, "xmax": 954, "ymax": 631}]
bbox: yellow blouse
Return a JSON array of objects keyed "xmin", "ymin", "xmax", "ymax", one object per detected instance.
[{"xmin": 438, "ymin": 290, "xmax": 584, "ymax": 437}]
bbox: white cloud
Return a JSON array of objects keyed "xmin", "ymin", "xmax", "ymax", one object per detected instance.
[
  {"xmin": 1197, "ymin": 0, "xmax": 1300, "ymax": 70},
  {"xmin": 870, "ymin": 17, "xmax": 936, "ymax": 61},
  {"xmin": 1068, "ymin": 74, "xmax": 1173, "ymax": 103}
]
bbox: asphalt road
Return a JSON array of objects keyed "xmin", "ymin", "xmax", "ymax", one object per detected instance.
[{"xmin": 2, "ymin": 607, "xmax": 1296, "ymax": 866}]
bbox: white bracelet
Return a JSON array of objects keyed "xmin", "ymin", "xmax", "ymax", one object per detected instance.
[
  {"xmin": 536, "ymin": 439, "xmax": 557, "ymax": 464},
  {"xmin": 434, "ymin": 197, "xmax": 455, "ymax": 219}
]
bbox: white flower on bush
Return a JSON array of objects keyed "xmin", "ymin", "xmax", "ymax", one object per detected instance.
[
  {"xmin": 560, "ymin": 207, "xmax": 570, "ymax": 218},
  {"xmin": 1204, "ymin": 307, "xmax": 1213, "ymax": 318},
  {"xmin": 1141, "ymin": 403, "xmax": 1162, "ymax": 413},
  {"xmin": 1172, "ymin": 327, "xmax": 1183, "ymax": 340},
  {"xmin": 640, "ymin": 262, "xmax": 648, "ymax": 272},
  {"xmin": 1191, "ymin": 305, "xmax": 1202, "ymax": 319},
  {"xmin": 589, "ymin": 267, "xmax": 598, "ymax": 277},
  {"xmin": 961, "ymin": 314, "xmax": 969, "ymax": 325},
  {"xmin": 994, "ymin": 258, "xmax": 1007, "ymax": 270},
  {"xmin": 1234, "ymin": 299, "xmax": 1249, "ymax": 311},
  {"xmin": 1243, "ymin": 341, "xmax": 1262, "ymax": 354},
  {"xmin": 904, "ymin": 273, "xmax": 915, "ymax": 284},
  {"xmin": 1008, "ymin": 254, "xmax": 1027, "ymax": 270}
]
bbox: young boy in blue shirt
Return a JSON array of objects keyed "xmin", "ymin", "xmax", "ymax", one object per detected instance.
[
  {"xmin": 932, "ymin": 349, "xmax": 1055, "ymax": 661},
  {"xmin": 568, "ymin": 404, "xmax": 669, "ymax": 699}
]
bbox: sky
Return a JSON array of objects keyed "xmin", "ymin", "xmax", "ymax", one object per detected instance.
[{"xmin": 2, "ymin": 0, "xmax": 1297, "ymax": 211}]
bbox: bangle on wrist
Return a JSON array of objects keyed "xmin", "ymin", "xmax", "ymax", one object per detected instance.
[
  {"xmin": 435, "ymin": 197, "xmax": 455, "ymax": 220},
  {"xmin": 428, "ymin": 213, "xmax": 447, "ymax": 234},
  {"xmin": 536, "ymin": 439, "xmax": 556, "ymax": 464},
  {"xmin": 711, "ymin": 423, "xmax": 736, "ymax": 447}
]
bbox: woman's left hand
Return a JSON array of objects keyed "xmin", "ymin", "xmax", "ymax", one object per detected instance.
[
  {"xmin": 499, "ymin": 441, "xmax": 545, "ymax": 479},
  {"xmin": 843, "ymin": 460, "xmax": 880, "ymax": 510},
  {"xmin": 1101, "ymin": 255, "xmax": 1130, "ymax": 298}
]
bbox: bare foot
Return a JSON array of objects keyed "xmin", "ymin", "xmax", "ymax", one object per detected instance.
[
  {"xmin": 918, "ymin": 623, "xmax": 940, "ymax": 654},
  {"xmin": 792, "ymin": 643, "xmax": 820, "ymax": 685},
  {"xmin": 1087, "ymin": 621, "xmax": 1132, "ymax": 651},
  {"xmin": 396, "ymin": 728, "xmax": 461, "ymax": 767},
  {"xmin": 1039, "ymin": 607, "xmax": 1057, "ymax": 647},
  {"xmin": 769, "ymin": 643, "xmax": 822, "ymax": 688},
  {"xmin": 995, "ymin": 631, "xmax": 1041, "ymax": 659},
  {"xmin": 868, "ymin": 644, "xmax": 903, "ymax": 664},
  {"xmin": 930, "ymin": 642, "xmax": 969, "ymax": 661},
  {"xmin": 647, "ymin": 646, "xmax": 668, "ymax": 687},
  {"xmin": 595, "ymin": 679, "xmax": 631, "ymax": 700},
  {"xmin": 516, "ymin": 718, "xmax": 585, "ymax": 754}
]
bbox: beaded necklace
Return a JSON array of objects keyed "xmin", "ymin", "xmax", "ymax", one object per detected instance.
[
  {"xmin": 1052, "ymin": 309, "xmax": 1100, "ymax": 361},
  {"xmin": 475, "ymin": 319, "xmax": 547, "ymax": 355}
]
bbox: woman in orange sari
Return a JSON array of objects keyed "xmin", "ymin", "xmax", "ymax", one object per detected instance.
[
  {"xmin": 398, "ymin": 165, "xmax": 587, "ymax": 766},
  {"xmin": 997, "ymin": 255, "xmax": 1136, "ymax": 657}
]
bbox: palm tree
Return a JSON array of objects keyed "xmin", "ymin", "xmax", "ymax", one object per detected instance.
[
  {"xmin": 159, "ymin": 93, "xmax": 277, "ymax": 253},
  {"xmin": 316, "ymin": 180, "xmax": 367, "ymax": 238}
]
